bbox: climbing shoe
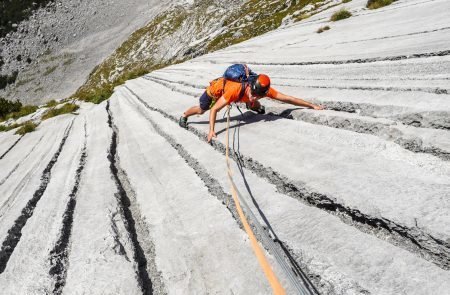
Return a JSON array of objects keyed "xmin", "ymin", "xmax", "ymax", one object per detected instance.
[
  {"xmin": 254, "ymin": 105, "xmax": 265, "ymax": 114},
  {"xmin": 179, "ymin": 116, "xmax": 188, "ymax": 129},
  {"xmin": 247, "ymin": 103, "xmax": 266, "ymax": 115}
]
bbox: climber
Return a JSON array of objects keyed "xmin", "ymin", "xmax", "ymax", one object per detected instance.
[{"xmin": 178, "ymin": 64, "xmax": 324, "ymax": 142}]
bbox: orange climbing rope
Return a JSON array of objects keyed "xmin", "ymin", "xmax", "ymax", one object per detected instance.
[{"xmin": 224, "ymin": 106, "xmax": 286, "ymax": 295}]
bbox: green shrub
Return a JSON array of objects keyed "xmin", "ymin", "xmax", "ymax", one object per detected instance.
[
  {"xmin": 0, "ymin": 71, "xmax": 18, "ymax": 90},
  {"xmin": 367, "ymin": 0, "xmax": 393, "ymax": 9},
  {"xmin": 317, "ymin": 25, "xmax": 331, "ymax": 33},
  {"xmin": 0, "ymin": 97, "xmax": 22, "ymax": 118},
  {"xmin": 73, "ymin": 64, "xmax": 151, "ymax": 104},
  {"xmin": 74, "ymin": 85, "xmax": 114, "ymax": 104},
  {"xmin": 45, "ymin": 99, "xmax": 58, "ymax": 108},
  {"xmin": 3, "ymin": 104, "xmax": 38, "ymax": 121},
  {"xmin": 15, "ymin": 121, "xmax": 37, "ymax": 135},
  {"xmin": 0, "ymin": 123, "xmax": 21, "ymax": 132},
  {"xmin": 330, "ymin": 8, "xmax": 352, "ymax": 21},
  {"xmin": 42, "ymin": 103, "xmax": 79, "ymax": 120}
]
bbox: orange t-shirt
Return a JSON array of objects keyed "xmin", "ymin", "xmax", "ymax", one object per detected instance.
[{"xmin": 206, "ymin": 78, "xmax": 278, "ymax": 104}]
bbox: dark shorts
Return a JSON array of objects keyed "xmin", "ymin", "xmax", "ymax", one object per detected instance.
[{"xmin": 199, "ymin": 91, "xmax": 214, "ymax": 111}]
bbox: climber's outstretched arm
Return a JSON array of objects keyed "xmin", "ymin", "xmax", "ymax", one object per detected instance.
[{"xmin": 272, "ymin": 92, "xmax": 323, "ymax": 110}]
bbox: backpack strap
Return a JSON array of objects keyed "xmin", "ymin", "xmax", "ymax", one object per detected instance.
[
  {"xmin": 237, "ymin": 81, "xmax": 247, "ymax": 102},
  {"xmin": 235, "ymin": 64, "xmax": 249, "ymax": 102},
  {"xmin": 244, "ymin": 64, "xmax": 249, "ymax": 79},
  {"xmin": 223, "ymin": 78, "xmax": 246, "ymax": 102},
  {"xmin": 222, "ymin": 65, "xmax": 248, "ymax": 102},
  {"xmin": 207, "ymin": 78, "xmax": 224, "ymax": 100}
]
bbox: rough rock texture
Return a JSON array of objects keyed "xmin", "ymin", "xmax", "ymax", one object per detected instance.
[
  {"xmin": 0, "ymin": 0, "xmax": 169, "ymax": 104},
  {"xmin": 2, "ymin": 0, "xmax": 339, "ymax": 105},
  {"xmin": 0, "ymin": 0, "xmax": 449, "ymax": 294},
  {"xmin": 75, "ymin": 0, "xmax": 340, "ymax": 103}
]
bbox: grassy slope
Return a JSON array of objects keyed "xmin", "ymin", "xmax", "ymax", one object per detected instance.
[{"xmin": 73, "ymin": 0, "xmax": 337, "ymax": 103}]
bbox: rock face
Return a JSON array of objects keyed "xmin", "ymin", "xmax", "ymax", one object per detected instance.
[
  {"xmin": 0, "ymin": 0, "xmax": 449, "ymax": 294},
  {"xmin": 76, "ymin": 0, "xmax": 339, "ymax": 103},
  {"xmin": 0, "ymin": 0, "xmax": 170, "ymax": 104},
  {"xmin": 1, "ymin": 0, "xmax": 338, "ymax": 105}
]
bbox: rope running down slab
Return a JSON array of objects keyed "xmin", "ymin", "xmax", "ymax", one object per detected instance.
[{"xmin": 225, "ymin": 105, "xmax": 285, "ymax": 294}]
